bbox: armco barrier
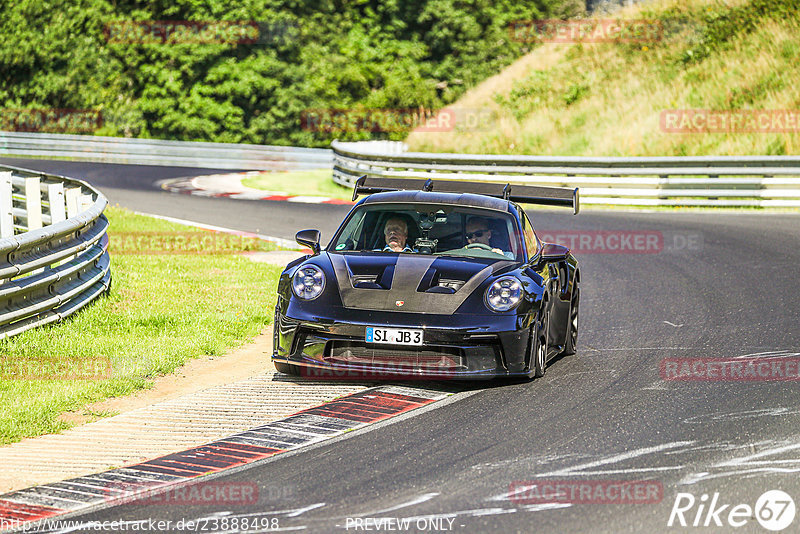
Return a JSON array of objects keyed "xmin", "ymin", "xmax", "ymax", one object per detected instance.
[
  {"xmin": 0, "ymin": 131, "xmax": 332, "ymax": 171},
  {"xmin": 331, "ymin": 140, "xmax": 800, "ymax": 207},
  {"xmin": 0, "ymin": 164, "xmax": 110, "ymax": 339}
]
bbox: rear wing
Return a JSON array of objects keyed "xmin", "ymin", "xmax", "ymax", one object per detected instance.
[{"xmin": 352, "ymin": 176, "xmax": 579, "ymax": 214}]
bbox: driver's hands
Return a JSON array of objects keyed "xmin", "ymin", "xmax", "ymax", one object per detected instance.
[{"xmin": 492, "ymin": 248, "xmax": 503, "ymax": 254}]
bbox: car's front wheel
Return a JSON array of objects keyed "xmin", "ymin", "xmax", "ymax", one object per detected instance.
[
  {"xmin": 533, "ymin": 305, "xmax": 550, "ymax": 378},
  {"xmin": 561, "ymin": 282, "xmax": 580, "ymax": 356}
]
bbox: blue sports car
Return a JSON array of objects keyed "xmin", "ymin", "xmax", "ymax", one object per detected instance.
[{"xmin": 272, "ymin": 177, "xmax": 580, "ymax": 380}]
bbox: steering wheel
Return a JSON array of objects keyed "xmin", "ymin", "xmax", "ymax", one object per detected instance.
[{"xmin": 465, "ymin": 242, "xmax": 493, "ymax": 251}]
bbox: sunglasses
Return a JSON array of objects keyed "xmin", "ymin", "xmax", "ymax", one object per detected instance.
[{"xmin": 466, "ymin": 230, "xmax": 488, "ymax": 239}]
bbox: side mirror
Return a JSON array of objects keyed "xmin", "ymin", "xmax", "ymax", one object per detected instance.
[
  {"xmin": 534, "ymin": 243, "xmax": 569, "ymax": 264},
  {"xmin": 295, "ymin": 229, "xmax": 321, "ymax": 255}
]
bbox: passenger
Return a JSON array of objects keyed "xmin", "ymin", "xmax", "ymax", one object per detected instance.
[
  {"xmin": 380, "ymin": 216, "xmax": 414, "ymax": 252},
  {"xmin": 465, "ymin": 217, "xmax": 514, "ymax": 258}
]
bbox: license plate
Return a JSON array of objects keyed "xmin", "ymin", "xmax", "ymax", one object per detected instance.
[{"xmin": 366, "ymin": 326, "xmax": 423, "ymax": 345}]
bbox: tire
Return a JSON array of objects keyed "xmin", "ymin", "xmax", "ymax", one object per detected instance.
[
  {"xmin": 533, "ymin": 304, "xmax": 550, "ymax": 378},
  {"xmin": 561, "ymin": 283, "xmax": 580, "ymax": 356},
  {"xmin": 274, "ymin": 361, "xmax": 301, "ymax": 376}
]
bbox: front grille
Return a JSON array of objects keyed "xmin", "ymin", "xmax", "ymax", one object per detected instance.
[{"xmin": 325, "ymin": 341, "xmax": 466, "ymax": 371}]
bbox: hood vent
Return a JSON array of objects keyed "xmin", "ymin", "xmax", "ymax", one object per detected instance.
[
  {"xmin": 438, "ymin": 278, "xmax": 465, "ymax": 291},
  {"xmin": 351, "ymin": 265, "xmax": 394, "ymax": 290},
  {"xmin": 417, "ymin": 268, "xmax": 467, "ymax": 294}
]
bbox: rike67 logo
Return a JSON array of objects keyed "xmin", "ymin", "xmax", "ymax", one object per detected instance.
[{"xmin": 668, "ymin": 490, "xmax": 796, "ymax": 531}]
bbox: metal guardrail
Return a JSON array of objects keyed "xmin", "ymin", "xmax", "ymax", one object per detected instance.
[
  {"xmin": 0, "ymin": 131, "xmax": 332, "ymax": 171},
  {"xmin": 332, "ymin": 140, "xmax": 800, "ymax": 207},
  {"xmin": 0, "ymin": 164, "xmax": 111, "ymax": 339}
]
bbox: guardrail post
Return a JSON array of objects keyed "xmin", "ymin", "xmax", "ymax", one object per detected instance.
[
  {"xmin": 63, "ymin": 187, "xmax": 84, "ymax": 261},
  {"xmin": 65, "ymin": 187, "xmax": 81, "ymax": 218},
  {"xmin": 47, "ymin": 183, "xmax": 66, "ymax": 224},
  {"xmin": 24, "ymin": 176, "xmax": 43, "ymax": 231},
  {"xmin": 80, "ymin": 193, "xmax": 94, "ymax": 212},
  {"xmin": 0, "ymin": 172, "xmax": 13, "ymax": 238}
]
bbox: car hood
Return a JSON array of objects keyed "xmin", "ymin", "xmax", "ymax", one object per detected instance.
[{"xmin": 326, "ymin": 252, "xmax": 518, "ymax": 314}]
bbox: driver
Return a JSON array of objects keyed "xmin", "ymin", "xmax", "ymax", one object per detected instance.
[
  {"xmin": 465, "ymin": 217, "xmax": 513, "ymax": 258},
  {"xmin": 379, "ymin": 216, "xmax": 414, "ymax": 252}
]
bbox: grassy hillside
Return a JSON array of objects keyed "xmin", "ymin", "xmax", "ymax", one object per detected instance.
[{"xmin": 406, "ymin": 0, "xmax": 800, "ymax": 156}]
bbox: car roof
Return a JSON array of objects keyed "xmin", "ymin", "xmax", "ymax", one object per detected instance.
[{"xmin": 359, "ymin": 190, "xmax": 513, "ymax": 212}]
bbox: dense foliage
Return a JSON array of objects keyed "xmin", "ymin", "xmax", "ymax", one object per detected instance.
[{"xmin": 0, "ymin": 0, "xmax": 582, "ymax": 146}]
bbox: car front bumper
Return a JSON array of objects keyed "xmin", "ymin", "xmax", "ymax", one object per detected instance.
[{"xmin": 272, "ymin": 307, "xmax": 533, "ymax": 380}]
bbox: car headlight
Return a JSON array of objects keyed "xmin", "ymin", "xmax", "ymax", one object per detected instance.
[
  {"xmin": 485, "ymin": 276, "xmax": 522, "ymax": 312},
  {"xmin": 292, "ymin": 264, "xmax": 325, "ymax": 300}
]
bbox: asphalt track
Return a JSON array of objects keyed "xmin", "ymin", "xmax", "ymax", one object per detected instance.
[
  {"xmin": 4, "ymin": 157, "xmax": 800, "ymax": 533},
  {"xmin": 0, "ymin": 158, "xmax": 346, "ymax": 240}
]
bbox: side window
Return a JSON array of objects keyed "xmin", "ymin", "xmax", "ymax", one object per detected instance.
[{"xmin": 521, "ymin": 212, "xmax": 539, "ymax": 260}]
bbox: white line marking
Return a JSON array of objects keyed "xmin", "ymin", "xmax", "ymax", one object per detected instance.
[
  {"xmin": 679, "ymin": 440, "xmax": 800, "ymax": 484},
  {"xmin": 643, "ymin": 381, "xmax": 669, "ymax": 390},
  {"xmin": 724, "ymin": 459, "xmax": 800, "ymax": 465},
  {"xmin": 530, "ymin": 441, "xmax": 694, "ymax": 477},
  {"xmin": 584, "ymin": 347, "xmax": 698, "ymax": 351},
  {"xmin": 194, "ymin": 504, "xmax": 326, "ymax": 524},
  {"xmin": 715, "ymin": 441, "xmax": 800, "ymax": 467},
  {"xmin": 286, "ymin": 503, "xmax": 327, "ymax": 517},
  {"xmin": 288, "ymin": 196, "xmax": 331, "ymax": 203},
  {"xmin": 487, "ymin": 441, "xmax": 694, "ymax": 501},
  {"xmin": 735, "ymin": 350, "xmax": 792, "ymax": 357},
  {"xmin": 683, "ymin": 408, "xmax": 800, "ymax": 424},
  {"xmin": 130, "ymin": 210, "xmax": 301, "ymax": 249},
  {"xmin": 466, "ymin": 507, "xmax": 518, "ymax": 517},
  {"xmin": 731, "ymin": 355, "xmax": 784, "ymax": 361},
  {"xmin": 359, "ymin": 493, "xmax": 440, "ymax": 516},
  {"xmin": 681, "ymin": 466, "xmax": 800, "ymax": 485},
  {"xmin": 538, "ymin": 466, "xmax": 686, "ymax": 476},
  {"xmin": 521, "ymin": 503, "xmax": 573, "ymax": 512}
]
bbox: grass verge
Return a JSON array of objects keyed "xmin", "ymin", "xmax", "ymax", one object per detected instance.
[
  {"xmin": 0, "ymin": 207, "xmax": 283, "ymax": 445},
  {"xmin": 241, "ymin": 169, "xmax": 352, "ymax": 200}
]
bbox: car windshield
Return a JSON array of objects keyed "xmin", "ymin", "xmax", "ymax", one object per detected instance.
[{"xmin": 329, "ymin": 203, "xmax": 524, "ymax": 262}]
